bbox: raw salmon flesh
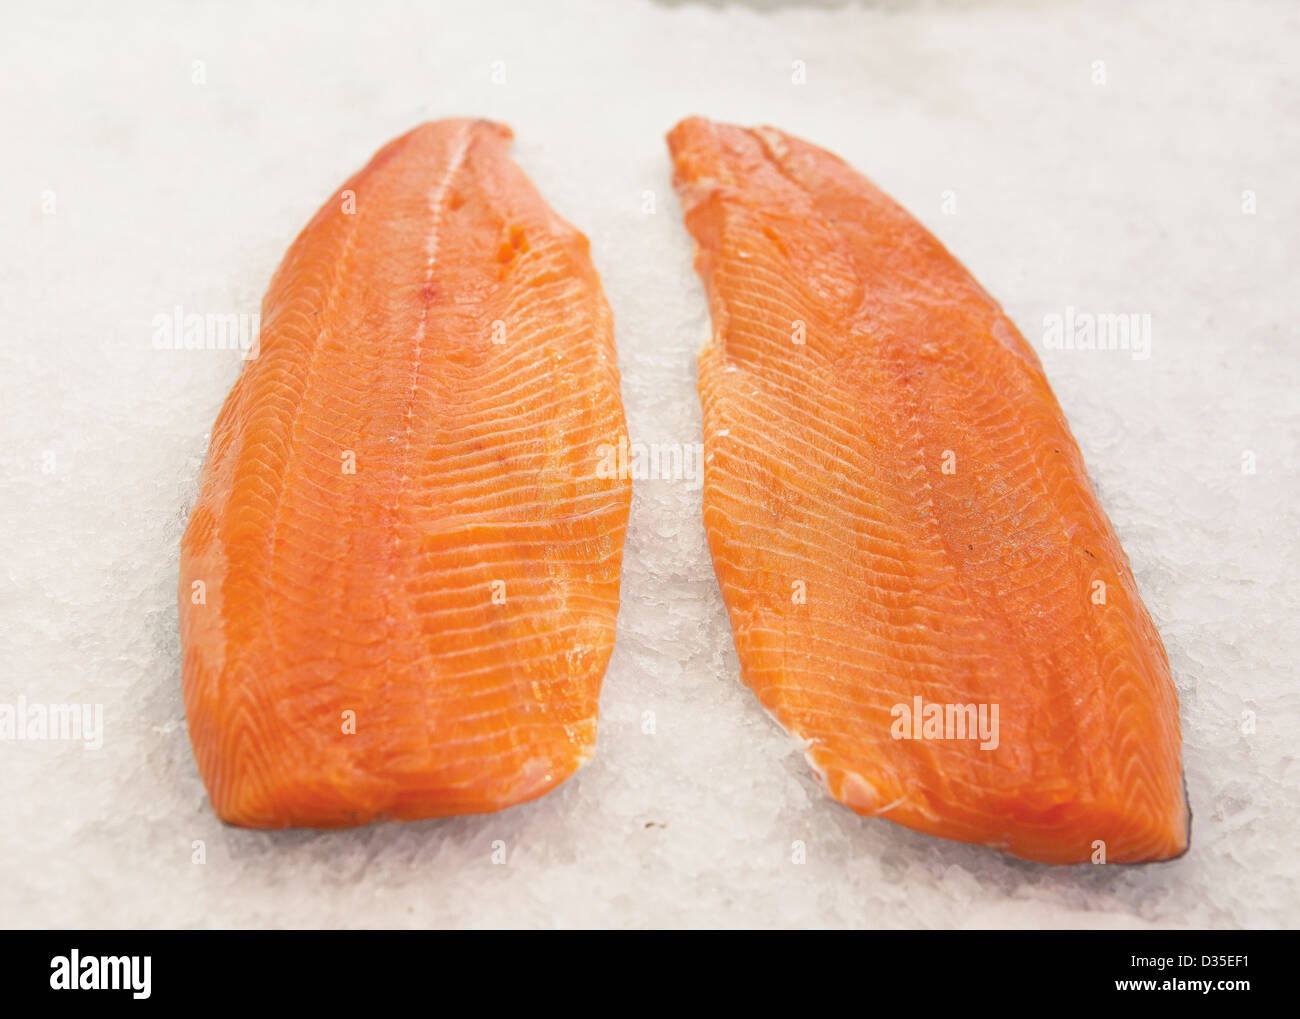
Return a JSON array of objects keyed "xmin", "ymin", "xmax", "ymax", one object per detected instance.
[
  {"xmin": 668, "ymin": 116, "xmax": 1188, "ymax": 864},
  {"xmin": 179, "ymin": 120, "xmax": 631, "ymax": 827}
]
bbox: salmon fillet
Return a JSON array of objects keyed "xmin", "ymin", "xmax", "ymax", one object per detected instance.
[
  {"xmin": 668, "ymin": 116, "xmax": 1188, "ymax": 864},
  {"xmin": 179, "ymin": 119, "xmax": 631, "ymax": 828}
]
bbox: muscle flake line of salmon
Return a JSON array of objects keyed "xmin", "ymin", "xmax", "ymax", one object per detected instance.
[
  {"xmin": 179, "ymin": 120, "xmax": 631, "ymax": 828},
  {"xmin": 667, "ymin": 116, "xmax": 1188, "ymax": 865}
]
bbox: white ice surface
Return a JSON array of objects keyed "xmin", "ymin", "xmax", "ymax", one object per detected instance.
[{"xmin": 1, "ymin": 0, "xmax": 1297, "ymax": 929}]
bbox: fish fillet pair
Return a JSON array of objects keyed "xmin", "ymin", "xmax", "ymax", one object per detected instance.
[{"xmin": 179, "ymin": 118, "xmax": 1189, "ymax": 864}]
